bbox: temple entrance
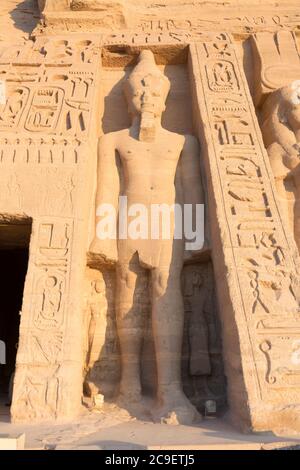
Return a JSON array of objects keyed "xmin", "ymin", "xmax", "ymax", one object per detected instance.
[{"xmin": 0, "ymin": 221, "xmax": 31, "ymax": 414}]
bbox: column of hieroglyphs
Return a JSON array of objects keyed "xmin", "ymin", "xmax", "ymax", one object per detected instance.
[{"xmin": 189, "ymin": 34, "xmax": 300, "ymax": 432}]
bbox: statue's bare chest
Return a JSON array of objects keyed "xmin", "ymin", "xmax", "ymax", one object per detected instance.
[{"xmin": 117, "ymin": 138, "xmax": 183, "ymax": 168}]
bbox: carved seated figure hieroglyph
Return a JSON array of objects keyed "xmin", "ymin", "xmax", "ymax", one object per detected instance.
[
  {"xmin": 90, "ymin": 50, "xmax": 205, "ymax": 424},
  {"xmin": 261, "ymin": 82, "xmax": 300, "ymax": 251}
]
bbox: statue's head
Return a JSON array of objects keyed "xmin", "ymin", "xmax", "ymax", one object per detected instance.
[
  {"xmin": 261, "ymin": 80, "xmax": 300, "ymax": 147},
  {"xmin": 280, "ymin": 81, "xmax": 300, "ymax": 131},
  {"xmin": 123, "ymin": 50, "xmax": 170, "ymax": 120},
  {"xmin": 94, "ymin": 278, "xmax": 104, "ymax": 294}
]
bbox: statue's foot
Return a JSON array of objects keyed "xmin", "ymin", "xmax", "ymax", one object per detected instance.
[
  {"xmin": 115, "ymin": 389, "xmax": 150, "ymax": 420},
  {"xmin": 117, "ymin": 389, "xmax": 142, "ymax": 408},
  {"xmin": 152, "ymin": 390, "xmax": 202, "ymax": 426}
]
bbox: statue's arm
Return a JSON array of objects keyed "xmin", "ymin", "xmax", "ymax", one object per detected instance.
[
  {"xmin": 181, "ymin": 135, "xmax": 207, "ymax": 254},
  {"xmin": 269, "ymin": 119, "xmax": 297, "ymax": 153},
  {"xmin": 95, "ymin": 133, "xmax": 120, "ymax": 211},
  {"xmin": 268, "ymin": 141, "xmax": 300, "ymax": 181},
  {"xmin": 181, "ymin": 135, "xmax": 204, "ymax": 207},
  {"xmin": 89, "ymin": 133, "xmax": 120, "ymax": 263},
  {"xmin": 268, "ymin": 142, "xmax": 292, "ymax": 180}
]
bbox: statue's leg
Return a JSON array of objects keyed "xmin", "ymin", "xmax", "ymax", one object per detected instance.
[
  {"xmin": 116, "ymin": 255, "xmax": 146, "ymax": 403},
  {"xmin": 150, "ymin": 244, "xmax": 202, "ymax": 424},
  {"xmin": 152, "ymin": 265, "xmax": 183, "ymax": 390}
]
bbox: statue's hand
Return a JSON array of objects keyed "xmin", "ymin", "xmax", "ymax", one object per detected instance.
[
  {"xmin": 283, "ymin": 148, "xmax": 300, "ymax": 173},
  {"xmin": 287, "ymin": 143, "xmax": 300, "ymax": 159},
  {"xmin": 89, "ymin": 237, "xmax": 118, "ymax": 265},
  {"xmin": 283, "ymin": 143, "xmax": 300, "ymax": 161}
]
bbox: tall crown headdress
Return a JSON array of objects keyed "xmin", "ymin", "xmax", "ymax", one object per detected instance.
[{"xmin": 124, "ymin": 50, "xmax": 170, "ymax": 101}]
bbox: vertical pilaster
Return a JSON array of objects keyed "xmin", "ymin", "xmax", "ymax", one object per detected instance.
[
  {"xmin": 7, "ymin": 35, "xmax": 102, "ymax": 421},
  {"xmin": 189, "ymin": 36, "xmax": 300, "ymax": 432}
]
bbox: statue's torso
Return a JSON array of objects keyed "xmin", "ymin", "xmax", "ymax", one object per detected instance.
[
  {"xmin": 115, "ymin": 129, "xmax": 185, "ymax": 205},
  {"xmin": 109, "ymin": 129, "xmax": 185, "ymax": 267}
]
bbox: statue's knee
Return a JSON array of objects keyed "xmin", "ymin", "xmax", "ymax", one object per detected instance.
[
  {"xmin": 152, "ymin": 269, "xmax": 180, "ymax": 298},
  {"xmin": 117, "ymin": 265, "xmax": 135, "ymax": 289}
]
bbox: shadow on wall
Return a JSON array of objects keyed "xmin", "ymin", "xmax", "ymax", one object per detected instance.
[{"xmin": 10, "ymin": 0, "xmax": 40, "ymax": 34}]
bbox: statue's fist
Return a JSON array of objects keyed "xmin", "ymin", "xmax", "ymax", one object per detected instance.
[
  {"xmin": 89, "ymin": 237, "xmax": 118, "ymax": 265},
  {"xmin": 292, "ymin": 143, "xmax": 300, "ymax": 156}
]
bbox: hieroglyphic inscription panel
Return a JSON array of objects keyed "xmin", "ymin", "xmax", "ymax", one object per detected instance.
[
  {"xmin": 12, "ymin": 218, "xmax": 73, "ymax": 420},
  {"xmin": 8, "ymin": 34, "xmax": 102, "ymax": 422},
  {"xmin": 190, "ymin": 35, "xmax": 300, "ymax": 427},
  {"xmin": 0, "ymin": 36, "xmax": 100, "ymax": 165}
]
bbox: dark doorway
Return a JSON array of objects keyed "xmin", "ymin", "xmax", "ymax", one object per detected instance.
[{"xmin": 0, "ymin": 221, "xmax": 31, "ymax": 408}]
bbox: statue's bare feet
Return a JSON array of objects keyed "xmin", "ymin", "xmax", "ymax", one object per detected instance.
[
  {"xmin": 152, "ymin": 389, "xmax": 202, "ymax": 425},
  {"xmin": 115, "ymin": 385, "xmax": 150, "ymax": 420},
  {"xmin": 117, "ymin": 388, "xmax": 142, "ymax": 408}
]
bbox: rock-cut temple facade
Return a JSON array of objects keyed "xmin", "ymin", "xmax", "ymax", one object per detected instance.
[{"xmin": 1, "ymin": 0, "xmax": 300, "ymax": 433}]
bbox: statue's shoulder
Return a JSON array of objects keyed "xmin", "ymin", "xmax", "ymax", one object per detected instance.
[
  {"xmin": 163, "ymin": 128, "xmax": 185, "ymax": 145},
  {"xmin": 99, "ymin": 129, "xmax": 128, "ymax": 144},
  {"xmin": 183, "ymin": 134, "xmax": 199, "ymax": 151}
]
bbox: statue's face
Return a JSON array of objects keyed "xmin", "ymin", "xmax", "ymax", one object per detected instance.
[
  {"xmin": 282, "ymin": 81, "xmax": 300, "ymax": 130},
  {"xmin": 94, "ymin": 279, "xmax": 104, "ymax": 293},
  {"xmin": 124, "ymin": 72, "xmax": 169, "ymax": 118}
]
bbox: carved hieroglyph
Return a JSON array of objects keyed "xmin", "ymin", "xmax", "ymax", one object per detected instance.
[
  {"xmin": 90, "ymin": 50, "xmax": 205, "ymax": 425},
  {"xmin": 38, "ymin": 0, "xmax": 300, "ymax": 38},
  {"xmin": 189, "ymin": 34, "xmax": 300, "ymax": 431},
  {"xmin": 0, "ymin": 36, "xmax": 99, "ymax": 165},
  {"xmin": 11, "ymin": 220, "xmax": 72, "ymax": 420}
]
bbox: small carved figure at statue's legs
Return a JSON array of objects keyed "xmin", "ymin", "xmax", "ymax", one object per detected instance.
[
  {"xmin": 116, "ymin": 256, "xmax": 146, "ymax": 404},
  {"xmin": 86, "ymin": 309, "xmax": 97, "ymax": 368},
  {"xmin": 151, "ymin": 264, "xmax": 202, "ymax": 424}
]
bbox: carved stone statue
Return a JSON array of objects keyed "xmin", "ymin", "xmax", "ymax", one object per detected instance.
[
  {"xmin": 261, "ymin": 82, "xmax": 300, "ymax": 250},
  {"xmin": 83, "ymin": 272, "xmax": 107, "ymax": 397},
  {"xmin": 184, "ymin": 269, "xmax": 211, "ymax": 376},
  {"xmin": 90, "ymin": 50, "xmax": 204, "ymax": 424}
]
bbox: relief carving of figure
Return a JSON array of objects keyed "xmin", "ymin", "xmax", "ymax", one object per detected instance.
[
  {"xmin": 90, "ymin": 50, "xmax": 204, "ymax": 424},
  {"xmin": 83, "ymin": 274, "xmax": 107, "ymax": 397},
  {"xmin": 34, "ymin": 274, "xmax": 64, "ymax": 329},
  {"xmin": 184, "ymin": 270, "xmax": 211, "ymax": 376},
  {"xmin": 261, "ymin": 82, "xmax": 300, "ymax": 250}
]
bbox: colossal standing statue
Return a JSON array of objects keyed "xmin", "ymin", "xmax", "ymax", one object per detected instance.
[{"xmin": 90, "ymin": 50, "xmax": 204, "ymax": 424}]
